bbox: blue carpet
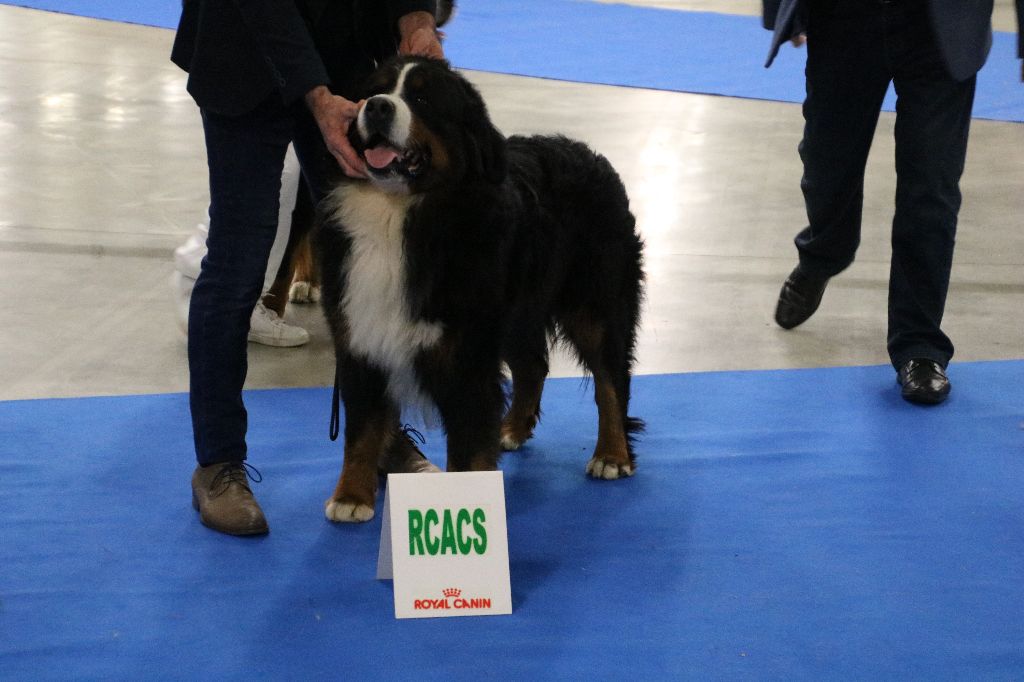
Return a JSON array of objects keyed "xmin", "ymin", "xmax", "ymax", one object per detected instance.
[
  {"xmin": 5, "ymin": 0, "xmax": 1022, "ymax": 122},
  {"xmin": 2, "ymin": 362, "xmax": 1023, "ymax": 679}
]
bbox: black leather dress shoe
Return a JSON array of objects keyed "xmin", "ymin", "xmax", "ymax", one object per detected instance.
[
  {"xmin": 897, "ymin": 359, "xmax": 951, "ymax": 405},
  {"xmin": 774, "ymin": 265, "xmax": 830, "ymax": 330}
]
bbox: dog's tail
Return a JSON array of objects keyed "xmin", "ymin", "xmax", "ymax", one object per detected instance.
[{"xmin": 625, "ymin": 416, "xmax": 645, "ymax": 463}]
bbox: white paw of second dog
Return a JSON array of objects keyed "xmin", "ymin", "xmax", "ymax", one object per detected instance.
[
  {"xmin": 586, "ymin": 457, "xmax": 635, "ymax": 480},
  {"xmin": 289, "ymin": 281, "xmax": 321, "ymax": 304},
  {"xmin": 325, "ymin": 499, "xmax": 375, "ymax": 523}
]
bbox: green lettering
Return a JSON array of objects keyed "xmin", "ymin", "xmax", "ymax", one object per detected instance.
[
  {"xmin": 472, "ymin": 508, "xmax": 487, "ymax": 554},
  {"xmin": 440, "ymin": 508, "xmax": 458, "ymax": 555},
  {"xmin": 424, "ymin": 508, "xmax": 440, "ymax": 555},
  {"xmin": 408, "ymin": 509, "xmax": 425, "ymax": 556},
  {"xmin": 456, "ymin": 508, "xmax": 473, "ymax": 555}
]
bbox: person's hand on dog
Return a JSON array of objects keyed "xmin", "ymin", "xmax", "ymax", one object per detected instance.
[
  {"xmin": 305, "ymin": 86, "xmax": 367, "ymax": 179},
  {"xmin": 398, "ymin": 11, "xmax": 445, "ymax": 59}
]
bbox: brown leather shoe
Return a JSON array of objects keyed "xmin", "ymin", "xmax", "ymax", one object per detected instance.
[
  {"xmin": 191, "ymin": 462, "xmax": 269, "ymax": 536},
  {"xmin": 378, "ymin": 426, "xmax": 441, "ymax": 475}
]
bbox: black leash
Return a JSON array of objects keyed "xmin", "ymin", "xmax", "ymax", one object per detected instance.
[{"xmin": 329, "ymin": 360, "xmax": 341, "ymax": 441}]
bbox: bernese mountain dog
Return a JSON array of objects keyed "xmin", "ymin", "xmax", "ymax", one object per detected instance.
[{"xmin": 315, "ymin": 57, "xmax": 644, "ymax": 523}]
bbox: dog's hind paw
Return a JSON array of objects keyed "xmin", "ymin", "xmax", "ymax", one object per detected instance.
[
  {"xmin": 500, "ymin": 432, "xmax": 524, "ymax": 451},
  {"xmin": 586, "ymin": 457, "xmax": 634, "ymax": 480},
  {"xmin": 500, "ymin": 421, "xmax": 534, "ymax": 451},
  {"xmin": 289, "ymin": 281, "xmax": 321, "ymax": 304},
  {"xmin": 325, "ymin": 498, "xmax": 375, "ymax": 523}
]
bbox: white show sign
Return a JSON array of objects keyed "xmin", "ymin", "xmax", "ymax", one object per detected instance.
[{"xmin": 377, "ymin": 471, "xmax": 512, "ymax": 619}]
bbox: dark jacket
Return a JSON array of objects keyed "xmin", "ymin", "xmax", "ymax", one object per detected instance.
[
  {"xmin": 171, "ymin": 0, "xmax": 434, "ymax": 116},
  {"xmin": 763, "ymin": 0, "xmax": 1011, "ymax": 82},
  {"xmin": 1018, "ymin": 0, "xmax": 1024, "ymax": 59}
]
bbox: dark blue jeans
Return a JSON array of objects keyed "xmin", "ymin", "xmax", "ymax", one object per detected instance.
[
  {"xmin": 189, "ymin": 97, "xmax": 336, "ymax": 466},
  {"xmin": 795, "ymin": 0, "xmax": 976, "ymax": 369}
]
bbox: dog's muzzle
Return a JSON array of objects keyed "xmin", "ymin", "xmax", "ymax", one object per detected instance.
[
  {"xmin": 362, "ymin": 96, "xmax": 396, "ymax": 135},
  {"xmin": 357, "ymin": 95, "xmax": 425, "ymax": 178}
]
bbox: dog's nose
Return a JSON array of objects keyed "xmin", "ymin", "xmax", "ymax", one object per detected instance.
[{"xmin": 363, "ymin": 96, "xmax": 395, "ymax": 131}]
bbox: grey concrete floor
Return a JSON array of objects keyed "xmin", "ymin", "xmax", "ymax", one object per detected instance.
[{"xmin": 0, "ymin": 4, "xmax": 1021, "ymax": 402}]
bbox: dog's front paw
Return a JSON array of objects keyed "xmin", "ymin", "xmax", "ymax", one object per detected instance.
[
  {"xmin": 325, "ymin": 498, "xmax": 375, "ymax": 523},
  {"xmin": 586, "ymin": 456, "xmax": 635, "ymax": 480},
  {"xmin": 289, "ymin": 281, "xmax": 321, "ymax": 304}
]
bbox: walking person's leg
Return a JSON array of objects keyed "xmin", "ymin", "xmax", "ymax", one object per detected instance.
[
  {"xmin": 885, "ymin": 0, "xmax": 976, "ymax": 403},
  {"xmin": 775, "ymin": 0, "xmax": 892, "ymax": 329}
]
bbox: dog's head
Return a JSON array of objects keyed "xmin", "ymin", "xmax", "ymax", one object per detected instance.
[{"xmin": 350, "ymin": 57, "xmax": 507, "ymax": 194}]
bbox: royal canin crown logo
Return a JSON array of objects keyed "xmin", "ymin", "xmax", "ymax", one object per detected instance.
[{"xmin": 414, "ymin": 588, "xmax": 491, "ymax": 611}]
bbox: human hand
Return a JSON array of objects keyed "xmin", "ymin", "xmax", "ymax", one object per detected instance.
[
  {"xmin": 304, "ymin": 86, "xmax": 367, "ymax": 179},
  {"xmin": 791, "ymin": 33, "xmax": 807, "ymax": 48},
  {"xmin": 398, "ymin": 11, "xmax": 445, "ymax": 59}
]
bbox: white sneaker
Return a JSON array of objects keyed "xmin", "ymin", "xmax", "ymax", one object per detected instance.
[
  {"xmin": 171, "ymin": 271, "xmax": 194, "ymax": 336},
  {"xmin": 248, "ymin": 301, "xmax": 309, "ymax": 347},
  {"xmin": 173, "ymin": 225, "xmax": 208, "ymax": 280}
]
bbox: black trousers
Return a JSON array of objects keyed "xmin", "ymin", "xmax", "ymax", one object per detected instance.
[
  {"xmin": 188, "ymin": 98, "xmax": 337, "ymax": 465},
  {"xmin": 795, "ymin": 0, "xmax": 976, "ymax": 369}
]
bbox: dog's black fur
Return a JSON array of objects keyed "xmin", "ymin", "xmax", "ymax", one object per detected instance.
[{"xmin": 315, "ymin": 57, "xmax": 644, "ymax": 521}]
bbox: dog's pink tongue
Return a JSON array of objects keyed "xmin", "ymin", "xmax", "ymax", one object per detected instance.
[{"xmin": 365, "ymin": 146, "xmax": 399, "ymax": 169}]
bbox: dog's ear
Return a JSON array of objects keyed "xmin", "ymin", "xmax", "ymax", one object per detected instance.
[
  {"xmin": 468, "ymin": 118, "xmax": 507, "ymax": 184},
  {"xmin": 461, "ymin": 81, "xmax": 508, "ymax": 184}
]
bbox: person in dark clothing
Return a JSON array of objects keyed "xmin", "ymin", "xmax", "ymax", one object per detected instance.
[
  {"xmin": 172, "ymin": 0, "xmax": 444, "ymax": 536},
  {"xmin": 764, "ymin": 0, "xmax": 1023, "ymax": 406}
]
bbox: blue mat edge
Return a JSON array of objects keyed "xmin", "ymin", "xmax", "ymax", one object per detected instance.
[
  {"xmin": 3, "ymin": 358, "xmax": 1022, "ymax": 408},
  {"xmin": 4, "ymin": 0, "xmax": 1022, "ymax": 124}
]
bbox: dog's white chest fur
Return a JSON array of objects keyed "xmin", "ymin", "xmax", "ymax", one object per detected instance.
[{"xmin": 325, "ymin": 184, "xmax": 443, "ymax": 411}]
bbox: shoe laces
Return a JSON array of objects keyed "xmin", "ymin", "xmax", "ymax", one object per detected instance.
[
  {"xmin": 910, "ymin": 359, "xmax": 945, "ymax": 378},
  {"xmin": 209, "ymin": 461, "xmax": 263, "ymax": 498},
  {"xmin": 400, "ymin": 424, "xmax": 426, "ymax": 446},
  {"xmin": 254, "ymin": 302, "xmax": 286, "ymax": 328}
]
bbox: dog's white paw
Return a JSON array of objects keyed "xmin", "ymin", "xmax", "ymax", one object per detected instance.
[
  {"xmin": 325, "ymin": 499, "xmax": 375, "ymax": 523},
  {"xmin": 500, "ymin": 423, "xmax": 534, "ymax": 451},
  {"xmin": 500, "ymin": 433, "xmax": 524, "ymax": 451},
  {"xmin": 289, "ymin": 281, "xmax": 321, "ymax": 304},
  {"xmin": 586, "ymin": 457, "xmax": 634, "ymax": 480}
]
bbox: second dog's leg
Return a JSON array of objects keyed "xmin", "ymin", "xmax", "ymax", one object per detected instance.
[
  {"xmin": 289, "ymin": 233, "xmax": 321, "ymax": 303},
  {"xmin": 263, "ymin": 176, "xmax": 314, "ymax": 316}
]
